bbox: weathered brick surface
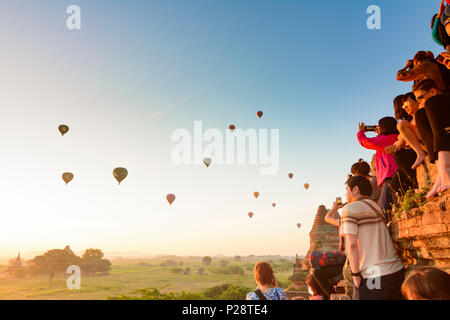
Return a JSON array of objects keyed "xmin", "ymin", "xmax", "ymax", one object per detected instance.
[{"xmin": 391, "ymin": 189, "xmax": 450, "ymax": 273}]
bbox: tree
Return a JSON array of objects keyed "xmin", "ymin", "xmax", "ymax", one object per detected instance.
[
  {"xmin": 28, "ymin": 249, "xmax": 81, "ymax": 282},
  {"xmin": 234, "ymin": 256, "xmax": 241, "ymax": 262},
  {"xmin": 80, "ymin": 248, "xmax": 112, "ymax": 275},
  {"xmin": 183, "ymin": 267, "xmax": 191, "ymax": 275},
  {"xmin": 202, "ymin": 256, "xmax": 212, "ymax": 266},
  {"xmin": 198, "ymin": 267, "xmax": 205, "ymax": 275},
  {"xmin": 218, "ymin": 285, "xmax": 251, "ymax": 300}
]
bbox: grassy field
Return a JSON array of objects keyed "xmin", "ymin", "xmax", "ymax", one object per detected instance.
[{"xmin": 0, "ymin": 256, "xmax": 298, "ymax": 300}]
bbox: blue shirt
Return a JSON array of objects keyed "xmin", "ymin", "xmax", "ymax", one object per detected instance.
[{"xmin": 246, "ymin": 288, "xmax": 288, "ymax": 300}]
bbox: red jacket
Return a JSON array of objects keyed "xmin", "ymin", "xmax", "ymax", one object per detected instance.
[{"xmin": 357, "ymin": 131, "xmax": 398, "ymax": 186}]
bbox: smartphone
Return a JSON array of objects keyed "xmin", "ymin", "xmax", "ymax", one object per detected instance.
[{"xmin": 336, "ymin": 197, "xmax": 342, "ymax": 205}]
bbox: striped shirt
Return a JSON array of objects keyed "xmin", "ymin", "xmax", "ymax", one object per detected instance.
[{"xmin": 341, "ymin": 200, "xmax": 404, "ymax": 278}]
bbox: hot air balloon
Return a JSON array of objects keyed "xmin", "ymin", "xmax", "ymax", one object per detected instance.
[
  {"xmin": 257, "ymin": 111, "xmax": 263, "ymax": 118},
  {"xmin": 58, "ymin": 125, "xmax": 69, "ymax": 136},
  {"xmin": 288, "ymin": 173, "xmax": 294, "ymax": 179},
  {"xmin": 248, "ymin": 212, "xmax": 254, "ymax": 219},
  {"xmin": 304, "ymin": 183, "xmax": 310, "ymax": 190},
  {"xmin": 203, "ymin": 157, "xmax": 212, "ymax": 168},
  {"xmin": 253, "ymin": 191, "xmax": 259, "ymax": 199},
  {"xmin": 62, "ymin": 172, "xmax": 73, "ymax": 185},
  {"xmin": 272, "ymin": 203, "xmax": 276, "ymax": 208},
  {"xmin": 167, "ymin": 194, "xmax": 176, "ymax": 205},
  {"xmin": 229, "ymin": 125, "xmax": 235, "ymax": 132},
  {"xmin": 297, "ymin": 223, "xmax": 301, "ymax": 229},
  {"xmin": 113, "ymin": 167, "xmax": 128, "ymax": 185}
]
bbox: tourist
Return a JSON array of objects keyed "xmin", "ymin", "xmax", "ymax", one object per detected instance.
[
  {"xmin": 357, "ymin": 117, "xmax": 399, "ymax": 216},
  {"xmin": 389, "ymin": 94, "xmax": 422, "ymax": 196},
  {"xmin": 350, "ymin": 159, "xmax": 380, "ymax": 202},
  {"xmin": 306, "ymin": 275, "xmax": 325, "ymax": 300},
  {"xmin": 396, "ymin": 51, "xmax": 448, "ymax": 92},
  {"xmin": 401, "ymin": 267, "xmax": 450, "ymax": 300},
  {"xmin": 436, "ymin": 3, "xmax": 450, "ymax": 70},
  {"xmin": 246, "ymin": 262, "xmax": 288, "ymax": 300},
  {"xmin": 413, "ymin": 79, "xmax": 450, "ymax": 198},
  {"xmin": 340, "ymin": 176, "xmax": 405, "ymax": 300},
  {"xmin": 431, "ymin": 1, "xmax": 450, "ymax": 51}
]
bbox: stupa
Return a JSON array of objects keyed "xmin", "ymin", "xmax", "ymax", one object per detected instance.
[{"xmin": 301, "ymin": 205, "xmax": 340, "ymax": 270}]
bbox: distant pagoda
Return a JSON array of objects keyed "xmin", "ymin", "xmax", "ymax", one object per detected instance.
[
  {"xmin": 289, "ymin": 254, "xmax": 306, "ymax": 290},
  {"xmin": 301, "ymin": 205, "xmax": 340, "ymax": 270},
  {"xmin": 6, "ymin": 253, "xmax": 26, "ymax": 275}
]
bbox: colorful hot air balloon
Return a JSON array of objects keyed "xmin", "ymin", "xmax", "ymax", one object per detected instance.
[
  {"xmin": 166, "ymin": 194, "xmax": 176, "ymax": 205},
  {"xmin": 248, "ymin": 212, "xmax": 254, "ymax": 219},
  {"xmin": 253, "ymin": 191, "xmax": 259, "ymax": 199},
  {"xmin": 297, "ymin": 223, "xmax": 301, "ymax": 229},
  {"xmin": 113, "ymin": 167, "xmax": 128, "ymax": 185},
  {"xmin": 288, "ymin": 173, "xmax": 294, "ymax": 179},
  {"xmin": 62, "ymin": 172, "xmax": 74, "ymax": 185},
  {"xmin": 229, "ymin": 125, "xmax": 236, "ymax": 132},
  {"xmin": 257, "ymin": 111, "xmax": 263, "ymax": 118},
  {"xmin": 58, "ymin": 125, "xmax": 69, "ymax": 136},
  {"xmin": 272, "ymin": 203, "xmax": 276, "ymax": 208},
  {"xmin": 304, "ymin": 183, "xmax": 310, "ymax": 190},
  {"xmin": 203, "ymin": 157, "xmax": 212, "ymax": 168}
]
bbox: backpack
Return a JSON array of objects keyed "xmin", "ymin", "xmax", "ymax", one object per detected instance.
[{"xmin": 309, "ymin": 251, "xmax": 346, "ymax": 270}]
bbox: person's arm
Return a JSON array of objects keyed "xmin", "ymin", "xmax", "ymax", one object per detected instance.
[
  {"xmin": 357, "ymin": 131, "xmax": 384, "ymax": 150},
  {"xmin": 345, "ymin": 234, "xmax": 362, "ymax": 289},
  {"xmin": 396, "ymin": 63, "xmax": 425, "ymax": 82},
  {"xmin": 341, "ymin": 205, "xmax": 361, "ymax": 288},
  {"xmin": 325, "ymin": 202, "xmax": 342, "ymax": 227}
]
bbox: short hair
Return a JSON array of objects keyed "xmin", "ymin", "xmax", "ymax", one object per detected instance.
[
  {"xmin": 401, "ymin": 267, "xmax": 450, "ymax": 300},
  {"xmin": 413, "ymin": 51, "xmax": 434, "ymax": 64},
  {"xmin": 351, "ymin": 159, "xmax": 371, "ymax": 177},
  {"xmin": 254, "ymin": 262, "xmax": 274, "ymax": 286},
  {"xmin": 378, "ymin": 117, "xmax": 399, "ymax": 135},
  {"xmin": 346, "ymin": 176, "xmax": 372, "ymax": 197},
  {"xmin": 413, "ymin": 79, "xmax": 438, "ymax": 92}
]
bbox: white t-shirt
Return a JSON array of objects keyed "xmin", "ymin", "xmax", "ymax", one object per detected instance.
[{"xmin": 341, "ymin": 199, "xmax": 404, "ymax": 278}]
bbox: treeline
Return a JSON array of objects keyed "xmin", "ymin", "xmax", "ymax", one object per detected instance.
[
  {"xmin": 108, "ymin": 283, "xmax": 252, "ymax": 300},
  {"xmin": 25, "ymin": 248, "xmax": 111, "ymax": 281}
]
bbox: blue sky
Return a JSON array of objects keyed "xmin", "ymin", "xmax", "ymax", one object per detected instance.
[{"xmin": 0, "ymin": 0, "xmax": 444, "ymax": 259}]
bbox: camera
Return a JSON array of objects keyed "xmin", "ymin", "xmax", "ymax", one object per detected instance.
[{"xmin": 365, "ymin": 125, "xmax": 378, "ymax": 132}]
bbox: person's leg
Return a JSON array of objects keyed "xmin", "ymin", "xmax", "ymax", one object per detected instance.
[
  {"xmin": 388, "ymin": 269, "xmax": 406, "ymax": 300},
  {"xmin": 438, "ymin": 151, "xmax": 450, "ymax": 193},
  {"xmin": 397, "ymin": 120, "xmax": 427, "ymax": 169},
  {"xmin": 377, "ymin": 181, "xmax": 393, "ymax": 219},
  {"xmin": 415, "ymin": 108, "xmax": 436, "ymax": 163},
  {"xmin": 424, "ymin": 93, "xmax": 450, "ymax": 196},
  {"xmin": 393, "ymin": 149, "xmax": 418, "ymax": 193}
]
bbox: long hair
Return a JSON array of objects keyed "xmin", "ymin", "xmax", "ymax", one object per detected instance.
[{"xmin": 401, "ymin": 267, "xmax": 450, "ymax": 300}]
